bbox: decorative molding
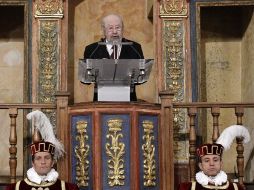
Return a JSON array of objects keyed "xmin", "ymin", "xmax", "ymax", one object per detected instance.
[
  {"xmin": 75, "ymin": 120, "xmax": 90, "ymax": 187},
  {"xmin": 34, "ymin": 0, "xmax": 63, "ymax": 18},
  {"xmin": 163, "ymin": 20, "xmax": 184, "ymax": 103},
  {"xmin": 159, "ymin": 0, "xmax": 188, "ymax": 17},
  {"xmin": 38, "ymin": 20, "xmax": 59, "ymax": 128},
  {"xmin": 38, "ymin": 20, "xmax": 58, "ymax": 104},
  {"xmin": 163, "ymin": 20, "xmax": 188, "ymax": 162},
  {"xmin": 105, "ymin": 119, "xmax": 125, "ymax": 186},
  {"xmin": 142, "ymin": 120, "xmax": 156, "ymax": 187}
]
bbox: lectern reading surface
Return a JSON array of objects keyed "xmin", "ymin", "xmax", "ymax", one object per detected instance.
[{"xmin": 79, "ymin": 59, "xmax": 153, "ymax": 101}]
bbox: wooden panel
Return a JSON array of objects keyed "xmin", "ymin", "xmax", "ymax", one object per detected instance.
[{"xmin": 69, "ymin": 102, "xmax": 161, "ymax": 190}]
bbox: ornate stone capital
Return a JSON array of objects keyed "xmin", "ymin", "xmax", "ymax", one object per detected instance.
[
  {"xmin": 160, "ymin": 0, "xmax": 188, "ymax": 17},
  {"xmin": 34, "ymin": 0, "xmax": 63, "ymax": 18}
]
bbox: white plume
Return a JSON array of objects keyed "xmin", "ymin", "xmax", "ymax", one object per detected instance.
[
  {"xmin": 216, "ymin": 125, "xmax": 250, "ymax": 150},
  {"xmin": 27, "ymin": 110, "xmax": 65, "ymax": 159}
]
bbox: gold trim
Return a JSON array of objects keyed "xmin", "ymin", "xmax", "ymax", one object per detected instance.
[
  {"xmin": 61, "ymin": 180, "xmax": 66, "ymax": 190},
  {"xmin": 160, "ymin": 15, "xmax": 188, "ymax": 18},
  {"xmin": 202, "ymin": 181, "xmax": 229, "ymax": 189},
  {"xmin": 191, "ymin": 181, "xmax": 196, "ymax": 190},
  {"xmin": 142, "ymin": 120, "xmax": 156, "ymax": 186},
  {"xmin": 15, "ymin": 180, "xmax": 21, "ymax": 190},
  {"xmin": 233, "ymin": 183, "xmax": 238, "ymax": 190},
  {"xmin": 35, "ymin": 14, "xmax": 64, "ymax": 19},
  {"xmin": 105, "ymin": 119, "xmax": 125, "ymax": 186},
  {"xmin": 75, "ymin": 120, "xmax": 90, "ymax": 187},
  {"xmin": 24, "ymin": 178, "xmax": 57, "ymax": 187}
]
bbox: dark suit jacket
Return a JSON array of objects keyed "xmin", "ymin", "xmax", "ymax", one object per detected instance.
[
  {"xmin": 84, "ymin": 38, "xmax": 144, "ymax": 59},
  {"xmin": 83, "ymin": 38, "xmax": 144, "ymax": 101}
]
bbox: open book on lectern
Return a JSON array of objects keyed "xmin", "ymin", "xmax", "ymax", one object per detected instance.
[{"xmin": 78, "ymin": 59, "xmax": 153, "ymax": 101}]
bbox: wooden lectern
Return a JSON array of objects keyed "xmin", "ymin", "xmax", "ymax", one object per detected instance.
[
  {"xmin": 68, "ymin": 99, "xmax": 174, "ymax": 190},
  {"xmin": 70, "ymin": 60, "xmax": 173, "ymax": 189}
]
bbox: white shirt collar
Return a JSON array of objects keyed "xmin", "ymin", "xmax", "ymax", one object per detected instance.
[{"xmin": 105, "ymin": 39, "xmax": 122, "ymax": 58}]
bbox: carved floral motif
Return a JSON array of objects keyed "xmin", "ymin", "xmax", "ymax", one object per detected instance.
[
  {"xmin": 142, "ymin": 120, "xmax": 156, "ymax": 186},
  {"xmin": 105, "ymin": 119, "xmax": 125, "ymax": 186},
  {"xmin": 163, "ymin": 20, "xmax": 188, "ymax": 161},
  {"xmin": 75, "ymin": 120, "xmax": 90, "ymax": 187},
  {"xmin": 160, "ymin": 0, "xmax": 188, "ymax": 17},
  {"xmin": 34, "ymin": 0, "xmax": 63, "ymax": 18}
]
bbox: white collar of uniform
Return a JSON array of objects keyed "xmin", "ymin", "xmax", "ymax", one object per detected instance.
[
  {"xmin": 195, "ymin": 170, "xmax": 228, "ymax": 186},
  {"xmin": 27, "ymin": 167, "xmax": 59, "ymax": 184}
]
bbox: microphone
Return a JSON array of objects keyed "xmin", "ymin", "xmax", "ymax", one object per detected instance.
[{"xmin": 130, "ymin": 44, "xmax": 142, "ymax": 59}]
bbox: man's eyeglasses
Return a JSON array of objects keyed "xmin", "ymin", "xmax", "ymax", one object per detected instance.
[{"xmin": 106, "ymin": 26, "xmax": 122, "ymax": 32}]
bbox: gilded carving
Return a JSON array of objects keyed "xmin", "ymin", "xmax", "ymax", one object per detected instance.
[
  {"xmin": 34, "ymin": 0, "xmax": 63, "ymax": 18},
  {"xmin": 38, "ymin": 20, "xmax": 58, "ymax": 104},
  {"xmin": 75, "ymin": 120, "xmax": 90, "ymax": 187},
  {"xmin": 142, "ymin": 120, "xmax": 156, "ymax": 186},
  {"xmin": 160, "ymin": 0, "xmax": 188, "ymax": 17},
  {"xmin": 105, "ymin": 119, "xmax": 125, "ymax": 186},
  {"xmin": 163, "ymin": 20, "xmax": 188, "ymax": 161},
  {"xmin": 173, "ymin": 108, "xmax": 189, "ymax": 161},
  {"xmin": 164, "ymin": 20, "xmax": 184, "ymax": 102},
  {"xmin": 38, "ymin": 20, "xmax": 58, "ymax": 128}
]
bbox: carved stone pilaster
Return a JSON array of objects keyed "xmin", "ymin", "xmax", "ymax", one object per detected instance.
[
  {"xmin": 163, "ymin": 20, "xmax": 184, "ymax": 102},
  {"xmin": 38, "ymin": 20, "xmax": 58, "ymax": 104},
  {"xmin": 33, "ymin": 0, "xmax": 64, "ymax": 126},
  {"xmin": 162, "ymin": 20, "xmax": 188, "ymax": 162}
]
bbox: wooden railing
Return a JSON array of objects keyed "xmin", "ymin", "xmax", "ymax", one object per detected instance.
[
  {"xmin": 1, "ymin": 104, "xmax": 56, "ymax": 183},
  {"xmin": 1, "ymin": 91, "xmax": 253, "ymax": 188},
  {"xmin": 0, "ymin": 91, "xmax": 69, "ymax": 184},
  {"xmin": 172, "ymin": 102, "xmax": 254, "ymax": 185},
  {"xmin": 158, "ymin": 91, "xmax": 254, "ymax": 188}
]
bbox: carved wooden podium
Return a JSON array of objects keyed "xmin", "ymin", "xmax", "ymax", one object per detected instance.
[
  {"xmin": 68, "ymin": 94, "xmax": 174, "ymax": 190},
  {"xmin": 67, "ymin": 59, "xmax": 173, "ymax": 189}
]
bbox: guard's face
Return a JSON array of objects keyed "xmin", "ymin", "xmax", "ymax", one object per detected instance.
[
  {"xmin": 199, "ymin": 154, "xmax": 222, "ymax": 176},
  {"xmin": 103, "ymin": 16, "xmax": 123, "ymax": 42},
  {"xmin": 32, "ymin": 152, "xmax": 54, "ymax": 176}
]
